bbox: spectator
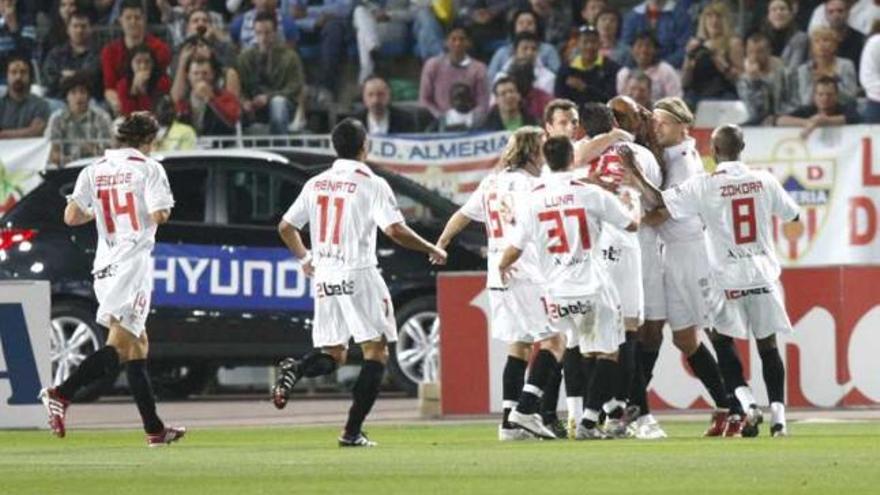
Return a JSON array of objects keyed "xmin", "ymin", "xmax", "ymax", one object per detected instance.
[
  {"xmin": 158, "ymin": 0, "xmax": 227, "ymax": 48},
  {"xmin": 759, "ymin": 0, "xmax": 809, "ymax": 71},
  {"xmin": 42, "ymin": 0, "xmax": 88, "ymax": 57},
  {"xmin": 596, "ymin": 7, "xmax": 629, "ymax": 64},
  {"xmin": 101, "ymin": 0, "xmax": 171, "ymax": 115},
  {"xmin": 171, "ymin": 10, "xmax": 241, "ymax": 96},
  {"xmin": 621, "ymin": 0, "xmax": 691, "ymax": 67},
  {"xmin": 496, "ymin": 32, "xmax": 555, "ymax": 96},
  {"xmin": 229, "ymin": 0, "xmax": 299, "ymax": 48},
  {"xmin": 155, "ymin": 95, "xmax": 197, "ymax": 151},
  {"xmin": 115, "ymin": 45, "xmax": 172, "ymax": 115},
  {"xmin": 173, "ymin": 55, "xmax": 241, "ymax": 135},
  {"xmin": 555, "ymin": 25, "xmax": 619, "ymax": 107},
  {"xmin": 809, "ymin": 0, "xmax": 864, "ymax": 72},
  {"xmin": 487, "ymin": 9, "xmax": 561, "ymax": 83},
  {"xmin": 581, "ymin": 0, "xmax": 607, "ymax": 27},
  {"xmin": 411, "ymin": 2, "xmax": 446, "ymax": 60},
  {"xmin": 560, "ymin": 0, "xmax": 605, "ymax": 61},
  {"xmin": 792, "ymin": 26, "xmax": 857, "ymax": 106},
  {"xmin": 776, "ymin": 76, "xmax": 860, "ymax": 137},
  {"xmin": 616, "ymin": 32, "xmax": 682, "ymax": 102},
  {"xmin": 481, "ymin": 75, "xmax": 538, "ymax": 130},
  {"xmin": 42, "ymin": 10, "xmax": 100, "ymax": 109},
  {"xmin": 288, "ymin": 0, "xmax": 352, "ymax": 96},
  {"xmin": 681, "ymin": 1, "xmax": 743, "ymax": 105},
  {"xmin": 48, "ymin": 72, "xmax": 113, "ymax": 165},
  {"xmin": 860, "ymin": 21, "xmax": 880, "ymax": 122},
  {"xmin": 352, "ymin": 0, "xmax": 416, "ymax": 84},
  {"xmin": 429, "ymin": 82, "xmax": 479, "ymax": 132},
  {"xmin": 622, "ymin": 70, "xmax": 653, "ymax": 108},
  {"xmin": 528, "ymin": 0, "xmax": 573, "ymax": 47},
  {"xmin": 0, "ymin": 0, "xmax": 36, "ymax": 84},
  {"xmin": 454, "ymin": 0, "xmax": 509, "ymax": 59},
  {"xmin": 237, "ymin": 11, "xmax": 304, "ymax": 134},
  {"xmin": 353, "ymin": 75, "xmax": 417, "ymax": 134},
  {"xmin": 808, "ymin": 0, "xmax": 879, "ymax": 36},
  {"xmin": 509, "ymin": 59, "xmax": 553, "ymax": 121},
  {"xmin": 419, "ymin": 26, "xmax": 489, "ymax": 119},
  {"xmin": 0, "ymin": 57, "xmax": 50, "ymax": 139},
  {"xmin": 737, "ymin": 32, "xmax": 791, "ymax": 124}
]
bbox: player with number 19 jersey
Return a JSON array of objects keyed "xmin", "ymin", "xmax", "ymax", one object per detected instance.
[
  {"xmin": 68, "ymin": 148, "xmax": 175, "ymax": 336},
  {"xmin": 282, "ymin": 159, "xmax": 404, "ymax": 347}
]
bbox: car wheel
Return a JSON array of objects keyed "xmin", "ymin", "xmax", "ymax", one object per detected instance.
[
  {"xmin": 50, "ymin": 301, "xmax": 113, "ymax": 403},
  {"xmin": 388, "ymin": 296, "xmax": 439, "ymax": 396},
  {"xmin": 149, "ymin": 364, "xmax": 217, "ymax": 400}
]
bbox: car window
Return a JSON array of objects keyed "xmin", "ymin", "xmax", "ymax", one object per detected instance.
[
  {"xmin": 165, "ymin": 167, "xmax": 208, "ymax": 222},
  {"xmin": 225, "ymin": 169, "xmax": 301, "ymax": 226},
  {"xmin": 395, "ymin": 190, "xmax": 437, "ymax": 224}
]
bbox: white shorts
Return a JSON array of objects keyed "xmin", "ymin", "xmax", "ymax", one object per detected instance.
[
  {"xmin": 93, "ymin": 255, "xmax": 152, "ymax": 338},
  {"xmin": 601, "ymin": 243, "xmax": 644, "ymax": 325},
  {"xmin": 663, "ymin": 240, "xmax": 713, "ymax": 332},
  {"xmin": 312, "ymin": 267, "xmax": 397, "ymax": 348},
  {"xmin": 710, "ymin": 281, "xmax": 793, "ymax": 340},
  {"xmin": 548, "ymin": 290, "xmax": 624, "ymax": 354},
  {"xmin": 488, "ymin": 281, "xmax": 556, "ymax": 344},
  {"xmin": 641, "ymin": 235, "xmax": 666, "ymax": 321}
]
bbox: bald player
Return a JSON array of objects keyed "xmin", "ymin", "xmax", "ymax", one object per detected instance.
[{"xmin": 624, "ymin": 124, "xmax": 801, "ymax": 437}]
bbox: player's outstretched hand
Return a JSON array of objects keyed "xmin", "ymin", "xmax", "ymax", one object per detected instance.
[{"xmin": 429, "ymin": 246, "xmax": 448, "ymax": 265}]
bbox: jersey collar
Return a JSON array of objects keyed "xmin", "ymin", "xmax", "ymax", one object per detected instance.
[
  {"xmin": 663, "ymin": 137, "xmax": 697, "ymax": 161},
  {"xmin": 332, "ymin": 158, "xmax": 372, "ymax": 176},
  {"xmin": 714, "ymin": 161, "xmax": 748, "ymax": 175}
]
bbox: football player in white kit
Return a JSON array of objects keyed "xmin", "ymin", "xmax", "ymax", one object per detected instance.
[
  {"xmin": 500, "ymin": 136, "xmax": 638, "ymax": 440},
  {"xmin": 39, "ymin": 112, "xmax": 185, "ymax": 447},
  {"xmin": 625, "ymin": 124, "xmax": 801, "ymax": 437},
  {"xmin": 639, "ymin": 97, "xmax": 741, "ymax": 437},
  {"xmin": 270, "ymin": 119, "xmax": 446, "ymax": 447},
  {"xmin": 436, "ymin": 126, "xmax": 561, "ymax": 440}
]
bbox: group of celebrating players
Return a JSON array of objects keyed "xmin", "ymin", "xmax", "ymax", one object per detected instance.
[{"xmin": 39, "ymin": 93, "xmax": 801, "ymax": 447}]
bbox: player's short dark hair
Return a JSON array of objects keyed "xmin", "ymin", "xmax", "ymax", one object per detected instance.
[
  {"xmin": 543, "ymin": 136, "xmax": 574, "ymax": 172},
  {"xmin": 580, "ymin": 102, "xmax": 615, "ymax": 137},
  {"xmin": 254, "ymin": 10, "xmax": 277, "ymax": 29},
  {"xmin": 543, "ymin": 98, "xmax": 577, "ymax": 125},
  {"xmin": 116, "ymin": 111, "xmax": 160, "ymax": 147},
  {"xmin": 332, "ymin": 118, "xmax": 367, "ymax": 160},
  {"xmin": 513, "ymin": 31, "xmax": 540, "ymax": 51}
]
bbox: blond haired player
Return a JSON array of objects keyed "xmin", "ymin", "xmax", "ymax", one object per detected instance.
[
  {"xmin": 39, "ymin": 112, "xmax": 185, "ymax": 447},
  {"xmin": 271, "ymin": 119, "xmax": 446, "ymax": 447},
  {"xmin": 625, "ymin": 124, "xmax": 800, "ymax": 437},
  {"xmin": 501, "ymin": 136, "xmax": 639, "ymax": 440}
]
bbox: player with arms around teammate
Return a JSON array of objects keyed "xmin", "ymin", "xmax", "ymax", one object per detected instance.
[
  {"xmin": 501, "ymin": 136, "xmax": 639, "ymax": 440},
  {"xmin": 436, "ymin": 126, "xmax": 562, "ymax": 440},
  {"xmin": 39, "ymin": 112, "xmax": 185, "ymax": 447},
  {"xmin": 271, "ymin": 119, "xmax": 447, "ymax": 447},
  {"xmin": 625, "ymin": 124, "xmax": 800, "ymax": 437}
]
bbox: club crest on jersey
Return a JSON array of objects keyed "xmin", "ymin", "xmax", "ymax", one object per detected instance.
[{"xmin": 748, "ymin": 138, "xmax": 834, "ymax": 264}]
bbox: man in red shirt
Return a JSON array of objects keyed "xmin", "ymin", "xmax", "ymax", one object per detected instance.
[{"xmin": 102, "ymin": 0, "xmax": 171, "ymax": 115}]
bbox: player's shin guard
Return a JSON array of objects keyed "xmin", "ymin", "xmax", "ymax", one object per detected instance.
[
  {"xmin": 686, "ymin": 343, "xmax": 730, "ymax": 409},
  {"xmin": 344, "ymin": 360, "xmax": 385, "ymax": 437},
  {"xmin": 125, "ymin": 360, "xmax": 165, "ymax": 434},
  {"xmin": 563, "ymin": 347, "xmax": 585, "ymax": 421},
  {"xmin": 502, "ymin": 356, "xmax": 527, "ymax": 428},
  {"xmin": 583, "ymin": 358, "xmax": 617, "ymax": 428},
  {"xmin": 517, "ymin": 350, "xmax": 557, "ymax": 415},
  {"xmin": 541, "ymin": 360, "xmax": 562, "ymax": 424},
  {"xmin": 760, "ymin": 347, "xmax": 785, "ymax": 405},
  {"xmin": 712, "ymin": 334, "xmax": 748, "ymax": 414},
  {"xmin": 57, "ymin": 346, "xmax": 120, "ymax": 401}
]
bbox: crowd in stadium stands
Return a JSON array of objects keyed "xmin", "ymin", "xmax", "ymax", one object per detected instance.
[{"xmin": 0, "ymin": 0, "xmax": 876, "ymax": 163}]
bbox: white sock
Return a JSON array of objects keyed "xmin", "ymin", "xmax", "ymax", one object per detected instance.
[
  {"xmin": 734, "ymin": 386, "xmax": 757, "ymax": 412},
  {"xmin": 770, "ymin": 402, "xmax": 786, "ymax": 427},
  {"xmin": 582, "ymin": 408, "xmax": 600, "ymax": 423},
  {"xmin": 502, "ymin": 400, "xmax": 518, "ymax": 410},
  {"xmin": 566, "ymin": 397, "xmax": 583, "ymax": 422},
  {"xmin": 522, "ymin": 384, "xmax": 543, "ymax": 398},
  {"xmin": 603, "ymin": 398, "xmax": 626, "ymax": 414}
]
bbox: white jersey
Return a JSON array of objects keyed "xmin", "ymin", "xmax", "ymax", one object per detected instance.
[
  {"xmin": 579, "ymin": 144, "xmax": 644, "ymax": 251},
  {"xmin": 627, "ymin": 142, "xmax": 665, "ymax": 260},
  {"xmin": 656, "ymin": 138, "xmax": 705, "ymax": 244},
  {"xmin": 663, "ymin": 161, "xmax": 800, "ymax": 289},
  {"xmin": 283, "ymin": 159, "xmax": 404, "ymax": 271},
  {"xmin": 69, "ymin": 148, "xmax": 174, "ymax": 273},
  {"xmin": 460, "ymin": 167, "xmax": 542, "ymax": 288},
  {"xmin": 509, "ymin": 172, "xmax": 634, "ymax": 297}
]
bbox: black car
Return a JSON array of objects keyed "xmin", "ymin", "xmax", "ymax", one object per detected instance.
[{"xmin": 0, "ymin": 149, "xmax": 485, "ymax": 398}]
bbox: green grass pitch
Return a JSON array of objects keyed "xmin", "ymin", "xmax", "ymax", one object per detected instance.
[{"xmin": 1, "ymin": 421, "xmax": 878, "ymax": 494}]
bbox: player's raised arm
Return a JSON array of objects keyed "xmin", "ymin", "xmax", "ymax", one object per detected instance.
[{"xmin": 574, "ymin": 128, "xmax": 634, "ymax": 165}]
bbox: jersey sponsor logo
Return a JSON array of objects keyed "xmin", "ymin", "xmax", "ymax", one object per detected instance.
[
  {"xmin": 602, "ymin": 245, "xmax": 622, "ymax": 262},
  {"xmin": 748, "ymin": 139, "xmax": 834, "ymax": 263},
  {"xmin": 152, "ymin": 243, "xmax": 313, "ymax": 311},
  {"xmin": 316, "ymin": 280, "xmax": 355, "ymax": 298},
  {"xmin": 724, "ymin": 287, "xmax": 771, "ymax": 300},
  {"xmin": 719, "ymin": 181, "xmax": 764, "ymax": 197},
  {"xmin": 541, "ymin": 297, "xmax": 594, "ymax": 320}
]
